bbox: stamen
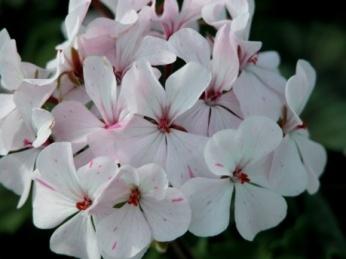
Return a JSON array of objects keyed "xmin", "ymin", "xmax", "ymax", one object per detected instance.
[
  {"xmin": 128, "ymin": 188, "xmax": 141, "ymax": 207},
  {"xmin": 76, "ymin": 196, "xmax": 92, "ymax": 211}
]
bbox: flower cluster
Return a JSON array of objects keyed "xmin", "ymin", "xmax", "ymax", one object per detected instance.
[{"xmin": 0, "ymin": 0, "xmax": 327, "ymax": 258}]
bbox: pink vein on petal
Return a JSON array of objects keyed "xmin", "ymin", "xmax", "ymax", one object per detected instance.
[
  {"xmin": 187, "ymin": 166, "xmax": 195, "ymax": 178},
  {"xmin": 171, "ymin": 197, "xmax": 184, "ymax": 203},
  {"xmin": 215, "ymin": 163, "xmax": 224, "ymax": 168},
  {"xmin": 112, "ymin": 241, "xmax": 117, "ymax": 250},
  {"xmin": 36, "ymin": 178, "xmax": 56, "ymax": 191}
]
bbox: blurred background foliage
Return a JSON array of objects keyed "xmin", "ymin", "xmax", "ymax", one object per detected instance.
[{"xmin": 0, "ymin": 0, "xmax": 345, "ymax": 258}]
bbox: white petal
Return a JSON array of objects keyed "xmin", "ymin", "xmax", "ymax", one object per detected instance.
[
  {"xmin": 211, "ymin": 25, "xmax": 239, "ymax": 91},
  {"xmin": 96, "ymin": 204, "xmax": 152, "ymax": 259},
  {"xmin": 50, "ymin": 213, "xmax": 100, "ymax": 259},
  {"xmin": 141, "ymin": 188, "xmax": 191, "ymax": 241},
  {"xmin": 136, "ymin": 35, "xmax": 176, "ymax": 65},
  {"xmin": 84, "ymin": 56, "xmax": 118, "ymax": 125},
  {"xmin": 294, "ymin": 133, "xmax": 327, "ymax": 194},
  {"xmin": 166, "ymin": 62, "xmax": 211, "ymax": 120},
  {"xmin": 175, "ymin": 100, "xmax": 210, "ymax": 136},
  {"xmin": 65, "ymin": 0, "xmax": 91, "ymax": 40},
  {"xmin": 52, "ymin": 101, "xmax": 104, "ymax": 145},
  {"xmin": 76, "ymin": 157, "xmax": 118, "ymax": 200},
  {"xmin": 115, "ymin": 116, "xmax": 167, "ymax": 168},
  {"xmin": 286, "ymin": 60, "xmax": 316, "ymax": 119},
  {"xmin": 204, "ymin": 129, "xmax": 238, "ymax": 177},
  {"xmin": 137, "ymin": 164, "xmax": 168, "ymax": 200},
  {"xmin": 181, "ymin": 177, "xmax": 233, "ymax": 237},
  {"xmin": 166, "ymin": 130, "xmax": 210, "ymax": 186},
  {"xmin": 233, "ymin": 69, "xmax": 284, "ymax": 121},
  {"xmin": 0, "ymin": 149, "xmax": 39, "ymax": 208},
  {"xmin": 234, "ymin": 184, "xmax": 287, "ymax": 241},
  {"xmin": 268, "ymin": 136, "xmax": 308, "ymax": 197},
  {"xmin": 208, "ymin": 105, "xmax": 241, "ymax": 136},
  {"xmin": 36, "ymin": 142, "xmax": 82, "ymax": 200},
  {"xmin": 169, "ymin": 28, "xmax": 211, "ymax": 67},
  {"xmin": 32, "ymin": 179, "xmax": 78, "ymax": 229},
  {"xmin": 0, "ymin": 39, "xmax": 23, "ymax": 90},
  {"xmin": 31, "ymin": 108, "xmax": 54, "ymax": 148},
  {"xmin": 238, "ymin": 116, "xmax": 283, "ymax": 168},
  {"xmin": 0, "ymin": 110, "xmax": 34, "ymax": 155},
  {"xmin": 121, "ymin": 62, "xmax": 165, "ymax": 120},
  {"xmin": 0, "ymin": 94, "xmax": 15, "ymax": 120}
]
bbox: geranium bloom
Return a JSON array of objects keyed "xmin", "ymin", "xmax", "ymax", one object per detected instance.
[
  {"xmin": 151, "ymin": 0, "xmax": 213, "ymax": 39},
  {"xmin": 78, "ymin": 7, "xmax": 176, "ymax": 81},
  {"xmin": 170, "ymin": 25, "xmax": 242, "ymax": 136},
  {"xmin": 202, "ymin": 0, "xmax": 255, "ymax": 39},
  {"xmin": 92, "ymin": 164, "xmax": 191, "ymax": 259},
  {"xmin": 182, "ymin": 117, "xmax": 287, "ymax": 240},
  {"xmin": 52, "ymin": 56, "xmax": 130, "ymax": 156},
  {"xmin": 266, "ymin": 60, "xmax": 327, "ymax": 196},
  {"xmin": 116, "ymin": 61, "xmax": 212, "ymax": 186},
  {"xmin": 33, "ymin": 142, "xmax": 117, "ymax": 259}
]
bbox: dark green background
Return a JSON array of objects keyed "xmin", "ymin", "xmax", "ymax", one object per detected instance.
[{"xmin": 0, "ymin": 0, "xmax": 345, "ymax": 258}]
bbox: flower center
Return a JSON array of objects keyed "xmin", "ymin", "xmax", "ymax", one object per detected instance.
[
  {"xmin": 76, "ymin": 196, "xmax": 92, "ymax": 211},
  {"xmin": 233, "ymin": 169, "xmax": 250, "ymax": 184},
  {"xmin": 204, "ymin": 89, "xmax": 222, "ymax": 105},
  {"xmin": 158, "ymin": 117, "xmax": 171, "ymax": 133},
  {"xmin": 128, "ymin": 188, "xmax": 141, "ymax": 207}
]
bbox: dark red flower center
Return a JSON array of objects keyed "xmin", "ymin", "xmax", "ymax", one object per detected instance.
[
  {"xmin": 76, "ymin": 197, "xmax": 93, "ymax": 211},
  {"xmin": 233, "ymin": 169, "xmax": 250, "ymax": 184},
  {"xmin": 158, "ymin": 117, "xmax": 171, "ymax": 133},
  {"xmin": 128, "ymin": 188, "xmax": 141, "ymax": 207}
]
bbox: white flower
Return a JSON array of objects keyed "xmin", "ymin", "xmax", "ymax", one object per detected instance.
[
  {"xmin": 182, "ymin": 116, "xmax": 287, "ymax": 240},
  {"xmin": 92, "ymin": 164, "xmax": 191, "ymax": 259},
  {"xmin": 33, "ymin": 142, "xmax": 117, "ymax": 259},
  {"xmin": 266, "ymin": 60, "xmax": 327, "ymax": 196}
]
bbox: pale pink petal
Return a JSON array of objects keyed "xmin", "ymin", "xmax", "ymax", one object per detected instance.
[
  {"xmin": 211, "ymin": 24, "xmax": 239, "ymax": 91},
  {"xmin": 169, "ymin": 28, "xmax": 211, "ymax": 67},
  {"xmin": 135, "ymin": 35, "xmax": 176, "ymax": 66},
  {"xmin": 84, "ymin": 56, "xmax": 118, "ymax": 125},
  {"xmin": 52, "ymin": 101, "xmax": 104, "ymax": 145},
  {"xmin": 181, "ymin": 177, "xmax": 232, "ymax": 237},
  {"xmin": 65, "ymin": 0, "xmax": 91, "ymax": 41}
]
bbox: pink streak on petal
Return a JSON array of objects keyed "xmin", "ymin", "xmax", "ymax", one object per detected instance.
[
  {"xmin": 215, "ymin": 163, "xmax": 224, "ymax": 168},
  {"xmin": 112, "ymin": 241, "xmax": 117, "ymax": 250},
  {"xmin": 36, "ymin": 178, "xmax": 55, "ymax": 192},
  {"xmin": 105, "ymin": 123, "xmax": 122, "ymax": 130},
  {"xmin": 171, "ymin": 197, "xmax": 184, "ymax": 203},
  {"xmin": 187, "ymin": 166, "xmax": 195, "ymax": 178},
  {"xmin": 88, "ymin": 160, "xmax": 94, "ymax": 168}
]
